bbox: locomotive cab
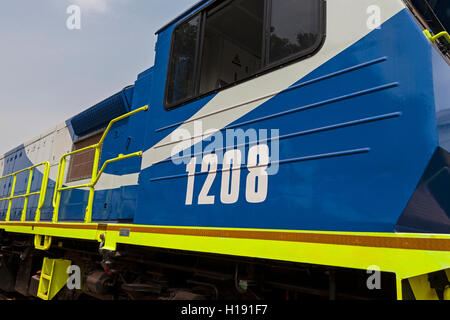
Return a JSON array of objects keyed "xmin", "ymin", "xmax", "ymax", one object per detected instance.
[{"xmin": 0, "ymin": 0, "xmax": 449, "ymax": 301}]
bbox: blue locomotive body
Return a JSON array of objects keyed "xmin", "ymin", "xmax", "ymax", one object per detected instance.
[
  {"xmin": 3, "ymin": 1, "xmax": 446, "ymax": 233},
  {"xmin": 0, "ymin": 0, "xmax": 449, "ymax": 300}
]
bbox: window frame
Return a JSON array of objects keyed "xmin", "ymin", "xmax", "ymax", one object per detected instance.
[{"xmin": 164, "ymin": 0, "xmax": 326, "ymax": 110}]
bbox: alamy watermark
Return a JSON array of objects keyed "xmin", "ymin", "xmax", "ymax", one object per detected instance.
[
  {"xmin": 169, "ymin": 121, "xmax": 280, "ymax": 174},
  {"xmin": 64, "ymin": 4, "xmax": 384, "ymax": 33},
  {"xmin": 367, "ymin": 5, "xmax": 382, "ymax": 30},
  {"xmin": 66, "ymin": 5, "xmax": 81, "ymax": 30},
  {"xmin": 66, "ymin": 265, "xmax": 81, "ymax": 290},
  {"xmin": 366, "ymin": 265, "xmax": 382, "ymax": 290}
]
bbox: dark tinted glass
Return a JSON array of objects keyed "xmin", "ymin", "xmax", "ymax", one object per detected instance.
[
  {"xmin": 431, "ymin": 0, "xmax": 450, "ymax": 31},
  {"xmin": 165, "ymin": 0, "xmax": 324, "ymax": 108},
  {"xmin": 166, "ymin": 15, "xmax": 200, "ymax": 105},
  {"xmin": 268, "ymin": 0, "xmax": 322, "ymax": 64},
  {"xmin": 199, "ymin": 0, "xmax": 265, "ymax": 94},
  {"xmin": 411, "ymin": 0, "xmax": 449, "ymax": 32}
]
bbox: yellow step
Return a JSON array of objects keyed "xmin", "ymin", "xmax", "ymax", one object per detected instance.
[
  {"xmin": 37, "ymin": 258, "xmax": 72, "ymax": 300},
  {"xmin": 37, "ymin": 292, "xmax": 48, "ymax": 300},
  {"xmin": 41, "ymin": 274, "xmax": 51, "ymax": 281}
]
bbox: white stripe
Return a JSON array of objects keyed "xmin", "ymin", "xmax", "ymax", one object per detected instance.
[
  {"xmin": 64, "ymin": 173, "xmax": 140, "ymax": 191},
  {"xmin": 7, "ymin": 124, "xmax": 141, "ymax": 191}
]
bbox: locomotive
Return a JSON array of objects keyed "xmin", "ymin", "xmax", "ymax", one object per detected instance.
[{"xmin": 0, "ymin": 0, "xmax": 449, "ymax": 300}]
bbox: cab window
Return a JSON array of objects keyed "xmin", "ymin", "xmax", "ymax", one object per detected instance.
[
  {"xmin": 166, "ymin": 15, "xmax": 201, "ymax": 106},
  {"xmin": 267, "ymin": 0, "xmax": 322, "ymax": 65},
  {"xmin": 165, "ymin": 0, "xmax": 325, "ymax": 109}
]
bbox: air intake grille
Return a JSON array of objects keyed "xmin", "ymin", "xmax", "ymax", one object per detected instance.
[{"xmin": 71, "ymin": 88, "xmax": 133, "ymax": 137}]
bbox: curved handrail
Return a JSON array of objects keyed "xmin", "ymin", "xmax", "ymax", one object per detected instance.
[
  {"xmin": 0, "ymin": 161, "xmax": 50, "ymax": 222},
  {"xmin": 423, "ymin": 29, "xmax": 450, "ymax": 43},
  {"xmin": 52, "ymin": 105, "xmax": 148, "ymax": 223}
]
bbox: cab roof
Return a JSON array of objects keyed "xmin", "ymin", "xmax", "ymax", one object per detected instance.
[{"xmin": 155, "ymin": 0, "xmax": 210, "ymax": 34}]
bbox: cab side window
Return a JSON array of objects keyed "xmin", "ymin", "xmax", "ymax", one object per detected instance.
[
  {"xmin": 165, "ymin": 0, "xmax": 325, "ymax": 109},
  {"xmin": 267, "ymin": 0, "xmax": 322, "ymax": 65},
  {"xmin": 199, "ymin": 0, "xmax": 265, "ymax": 95},
  {"xmin": 166, "ymin": 15, "xmax": 201, "ymax": 106}
]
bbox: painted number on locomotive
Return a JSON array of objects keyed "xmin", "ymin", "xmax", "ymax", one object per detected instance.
[{"xmin": 185, "ymin": 145, "xmax": 269, "ymax": 205}]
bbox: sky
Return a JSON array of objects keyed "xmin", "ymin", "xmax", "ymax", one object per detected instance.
[{"xmin": 0, "ymin": 0, "xmax": 196, "ymax": 153}]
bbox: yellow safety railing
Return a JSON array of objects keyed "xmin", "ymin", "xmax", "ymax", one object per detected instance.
[
  {"xmin": 423, "ymin": 30, "xmax": 450, "ymax": 44},
  {"xmin": 52, "ymin": 105, "xmax": 148, "ymax": 223},
  {"xmin": 0, "ymin": 161, "xmax": 50, "ymax": 222}
]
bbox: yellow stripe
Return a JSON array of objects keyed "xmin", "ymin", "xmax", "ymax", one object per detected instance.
[
  {"xmin": 408, "ymin": 274, "xmax": 439, "ymax": 300},
  {"xmin": 1, "ymin": 221, "xmax": 449, "ymax": 280},
  {"xmin": 1, "ymin": 221, "xmax": 449, "ymax": 249}
]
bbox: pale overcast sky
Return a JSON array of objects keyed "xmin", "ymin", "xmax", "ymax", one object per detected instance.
[{"xmin": 0, "ymin": 0, "xmax": 196, "ymax": 153}]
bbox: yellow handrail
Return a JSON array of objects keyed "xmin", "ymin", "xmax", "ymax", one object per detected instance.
[
  {"xmin": 52, "ymin": 105, "xmax": 148, "ymax": 223},
  {"xmin": 0, "ymin": 161, "xmax": 50, "ymax": 222},
  {"xmin": 92, "ymin": 152, "xmax": 143, "ymax": 186},
  {"xmin": 423, "ymin": 30, "xmax": 450, "ymax": 44}
]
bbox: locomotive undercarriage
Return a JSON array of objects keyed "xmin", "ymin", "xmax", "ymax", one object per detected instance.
[{"xmin": 0, "ymin": 230, "xmax": 397, "ymax": 300}]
